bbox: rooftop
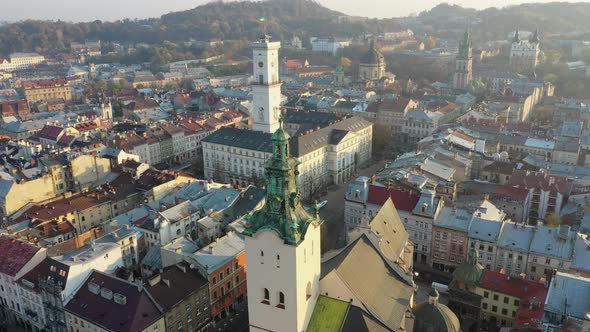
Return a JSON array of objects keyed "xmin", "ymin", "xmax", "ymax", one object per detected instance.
[
  {"xmin": 544, "ymin": 271, "xmax": 590, "ymax": 319},
  {"xmin": 366, "ymin": 184, "xmax": 420, "ymax": 212},
  {"xmin": 0, "ymin": 236, "xmax": 41, "ymax": 276},
  {"xmin": 146, "ymin": 263, "xmax": 208, "ymax": 312},
  {"xmin": 191, "ymin": 232, "xmax": 244, "ymax": 274},
  {"xmin": 529, "ymin": 225, "xmax": 574, "ymax": 260},
  {"xmin": 307, "ymin": 296, "xmax": 349, "ymax": 332},
  {"xmin": 497, "ymin": 222, "xmax": 536, "ymax": 252},
  {"xmin": 65, "ymin": 270, "xmax": 163, "ymax": 332}
]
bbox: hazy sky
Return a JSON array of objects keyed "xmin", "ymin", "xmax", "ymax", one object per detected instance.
[{"xmin": 1, "ymin": 0, "xmax": 561, "ymax": 22}]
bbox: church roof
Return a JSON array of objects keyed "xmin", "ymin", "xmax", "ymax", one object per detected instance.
[
  {"xmin": 450, "ymin": 248, "xmax": 484, "ymax": 288},
  {"xmin": 412, "ymin": 290, "xmax": 461, "ymax": 332},
  {"xmin": 361, "ymin": 43, "xmax": 384, "ymax": 65},
  {"xmin": 321, "ymin": 234, "xmax": 414, "ymax": 330}
]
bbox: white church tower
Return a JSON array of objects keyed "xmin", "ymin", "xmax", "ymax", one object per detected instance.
[
  {"xmin": 251, "ymin": 35, "xmax": 282, "ymax": 133},
  {"xmin": 244, "ymin": 126, "xmax": 321, "ymax": 332}
]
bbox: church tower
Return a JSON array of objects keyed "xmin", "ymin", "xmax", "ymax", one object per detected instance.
[
  {"xmin": 453, "ymin": 29, "xmax": 473, "ymax": 90},
  {"xmin": 97, "ymin": 95, "xmax": 113, "ymax": 120},
  {"xmin": 244, "ymin": 123, "xmax": 321, "ymax": 332},
  {"xmin": 251, "ymin": 35, "xmax": 282, "ymax": 133}
]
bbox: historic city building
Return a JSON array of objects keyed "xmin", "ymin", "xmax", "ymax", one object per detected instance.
[
  {"xmin": 244, "ymin": 124, "xmax": 322, "ymax": 332},
  {"xmin": 509, "ymin": 29, "xmax": 541, "ymax": 72},
  {"xmin": 453, "ymin": 30, "xmax": 473, "ymax": 90}
]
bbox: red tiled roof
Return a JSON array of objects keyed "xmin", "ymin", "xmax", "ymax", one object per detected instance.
[
  {"xmin": 37, "ymin": 125, "xmax": 64, "ymax": 141},
  {"xmin": 450, "ymin": 131, "xmax": 475, "ymax": 143},
  {"xmin": 285, "ymin": 59, "xmax": 306, "ymax": 70},
  {"xmin": 22, "ymin": 78, "xmax": 68, "ymax": 89},
  {"xmin": 366, "ymin": 185, "xmax": 420, "ymax": 211},
  {"xmin": 481, "ymin": 270, "xmax": 547, "ymax": 328},
  {"xmin": 57, "ymin": 134, "xmax": 76, "ymax": 147},
  {"xmin": 508, "ymin": 170, "xmax": 574, "ymax": 195},
  {"xmin": 0, "ymin": 236, "xmax": 41, "ymax": 276}
]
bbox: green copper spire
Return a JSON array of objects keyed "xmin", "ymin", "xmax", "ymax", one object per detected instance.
[
  {"xmin": 243, "ymin": 121, "xmax": 318, "ymax": 245},
  {"xmin": 459, "ymin": 29, "xmax": 472, "ymax": 59}
]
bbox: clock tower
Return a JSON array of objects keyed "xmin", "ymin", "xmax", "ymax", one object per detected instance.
[
  {"xmin": 251, "ymin": 35, "xmax": 282, "ymax": 133},
  {"xmin": 243, "ymin": 124, "xmax": 321, "ymax": 332}
]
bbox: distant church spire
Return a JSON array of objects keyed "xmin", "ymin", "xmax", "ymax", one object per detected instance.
[
  {"xmin": 513, "ymin": 28, "xmax": 520, "ymax": 43},
  {"xmin": 530, "ymin": 28, "xmax": 540, "ymax": 44}
]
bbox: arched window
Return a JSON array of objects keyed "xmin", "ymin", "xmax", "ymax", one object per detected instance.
[
  {"xmin": 262, "ymin": 288, "xmax": 270, "ymax": 304},
  {"xmin": 277, "ymin": 292, "xmax": 285, "ymax": 309}
]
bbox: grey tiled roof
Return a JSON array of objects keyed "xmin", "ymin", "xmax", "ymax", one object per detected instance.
[
  {"xmin": 321, "ymin": 234, "xmax": 413, "ymax": 330},
  {"xmin": 203, "ymin": 116, "xmax": 372, "ymax": 157}
]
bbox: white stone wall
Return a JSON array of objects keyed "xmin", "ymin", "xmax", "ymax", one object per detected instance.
[{"xmin": 246, "ymin": 224, "xmax": 321, "ymax": 332}]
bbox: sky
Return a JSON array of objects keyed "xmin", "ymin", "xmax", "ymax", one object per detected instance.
[{"xmin": 0, "ymin": 0, "xmax": 561, "ymax": 22}]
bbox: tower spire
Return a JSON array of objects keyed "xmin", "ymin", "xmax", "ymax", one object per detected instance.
[
  {"xmin": 513, "ymin": 28, "xmax": 520, "ymax": 43},
  {"xmin": 243, "ymin": 126, "xmax": 318, "ymax": 245}
]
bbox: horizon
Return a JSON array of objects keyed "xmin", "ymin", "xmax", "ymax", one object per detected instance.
[{"xmin": 0, "ymin": 0, "xmax": 563, "ymax": 23}]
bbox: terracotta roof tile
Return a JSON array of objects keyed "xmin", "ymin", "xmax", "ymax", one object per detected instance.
[
  {"xmin": 0, "ymin": 236, "xmax": 41, "ymax": 276},
  {"xmin": 366, "ymin": 185, "xmax": 420, "ymax": 212}
]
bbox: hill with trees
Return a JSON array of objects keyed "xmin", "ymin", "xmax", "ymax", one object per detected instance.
[{"xmin": 0, "ymin": 0, "xmax": 400, "ymax": 56}]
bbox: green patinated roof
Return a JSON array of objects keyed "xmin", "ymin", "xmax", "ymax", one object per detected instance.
[
  {"xmin": 243, "ymin": 125, "xmax": 319, "ymax": 245},
  {"xmin": 450, "ymin": 249, "xmax": 484, "ymax": 288},
  {"xmin": 307, "ymin": 296, "xmax": 350, "ymax": 332}
]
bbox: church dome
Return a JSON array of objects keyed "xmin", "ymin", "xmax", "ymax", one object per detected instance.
[
  {"xmin": 361, "ymin": 43, "xmax": 384, "ymax": 65},
  {"xmin": 450, "ymin": 249, "xmax": 484, "ymax": 288},
  {"xmin": 413, "ymin": 289, "xmax": 461, "ymax": 332}
]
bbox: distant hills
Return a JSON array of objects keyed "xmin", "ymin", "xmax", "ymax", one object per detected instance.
[{"xmin": 0, "ymin": 0, "xmax": 590, "ymax": 56}]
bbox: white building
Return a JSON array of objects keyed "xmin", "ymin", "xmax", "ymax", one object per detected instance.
[
  {"xmin": 0, "ymin": 236, "xmax": 46, "ymax": 330},
  {"xmin": 202, "ymin": 116, "xmax": 372, "ymax": 194},
  {"xmin": 509, "ymin": 29, "xmax": 541, "ymax": 71},
  {"xmin": 251, "ymin": 36, "xmax": 281, "ymax": 133},
  {"xmin": 244, "ymin": 128, "xmax": 321, "ymax": 332},
  {"xmin": 310, "ymin": 37, "xmax": 351, "ymax": 55},
  {"xmin": 0, "ymin": 53, "xmax": 45, "ymax": 72},
  {"xmin": 466, "ymin": 204, "xmax": 506, "ymax": 270}
]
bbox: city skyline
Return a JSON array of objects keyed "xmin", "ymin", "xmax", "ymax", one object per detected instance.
[{"xmin": 1, "ymin": 0, "xmax": 560, "ymax": 22}]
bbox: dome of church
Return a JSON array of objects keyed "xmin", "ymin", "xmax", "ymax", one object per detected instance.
[
  {"xmin": 413, "ymin": 289, "xmax": 461, "ymax": 332},
  {"xmin": 450, "ymin": 249, "xmax": 484, "ymax": 288},
  {"xmin": 361, "ymin": 43, "xmax": 384, "ymax": 65}
]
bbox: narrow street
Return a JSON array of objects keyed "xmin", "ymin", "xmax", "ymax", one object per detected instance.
[{"xmin": 319, "ymin": 159, "xmax": 387, "ymax": 253}]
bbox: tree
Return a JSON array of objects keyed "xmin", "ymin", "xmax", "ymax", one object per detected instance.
[
  {"xmin": 340, "ymin": 57, "xmax": 352, "ymax": 70},
  {"xmin": 544, "ymin": 212, "xmax": 562, "ymax": 227},
  {"xmin": 543, "ymin": 73, "xmax": 558, "ymax": 84},
  {"xmin": 179, "ymin": 78, "xmax": 195, "ymax": 91},
  {"xmin": 467, "ymin": 79, "xmax": 487, "ymax": 99},
  {"xmin": 423, "ymin": 36, "xmax": 436, "ymax": 49}
]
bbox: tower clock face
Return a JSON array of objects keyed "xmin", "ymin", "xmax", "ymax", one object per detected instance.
[{"xmin": 258, "ymin": 61, "xmax": 264, "ymax": 68}]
